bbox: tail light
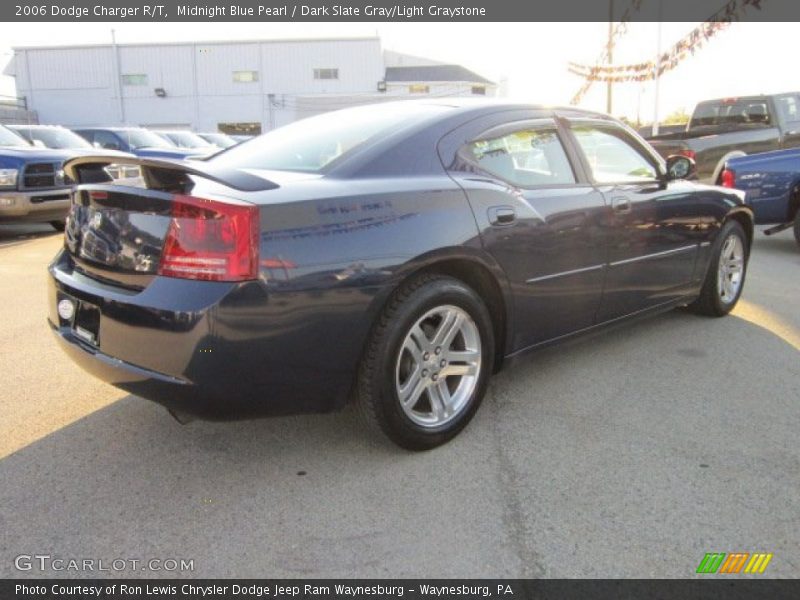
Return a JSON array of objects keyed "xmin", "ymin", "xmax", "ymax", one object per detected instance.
[
  {"xmin": 720, "ymin": 168, "xmax": 736, "ymax": 188},
  {"xmin": 158, "ymin": 195, "xmax": 259, "ymax": 281},
  {"xmin": 679, "ymin": 149, "xmax": 696, "ymax": 160}
]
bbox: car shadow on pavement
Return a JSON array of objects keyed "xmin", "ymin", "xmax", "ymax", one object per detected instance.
[
  {"xmin": 0, "ymin": 223, "xmax": 60, "ymax": 245},
  {"xmin": 1, "ymin": 308, "xmax": 798, "ymax": 578}
]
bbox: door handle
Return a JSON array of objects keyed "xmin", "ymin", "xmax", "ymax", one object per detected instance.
[
  {"xmin": 611, "ymin": 197, "xmax": 632, "ymax": 214},
  {"xmin": 488, "ymin": 206, "xmax": 516, "ymax": 226}
]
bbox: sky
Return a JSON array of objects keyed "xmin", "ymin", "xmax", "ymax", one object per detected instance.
[{"xmin": 0, "ymin": 20, "xmax": 796, "ymax": 124}]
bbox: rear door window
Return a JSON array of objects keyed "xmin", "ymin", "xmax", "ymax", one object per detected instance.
[{"xmin": 462, "ymin": 123, "xmax": 576, "ymax": 187}]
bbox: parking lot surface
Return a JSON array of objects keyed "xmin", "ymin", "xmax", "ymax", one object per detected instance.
[{"xmin": 0, "ymin": 223, "xmax": 798, "ymax": 578}]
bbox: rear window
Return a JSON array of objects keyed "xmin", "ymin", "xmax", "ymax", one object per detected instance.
[
  {"xmin": 690, "ymin": 99, "xmax": 772, "ymax": 128},
  {"xmin": 210, "ymin": 103, "xmax": 451, "ymax": 173}
]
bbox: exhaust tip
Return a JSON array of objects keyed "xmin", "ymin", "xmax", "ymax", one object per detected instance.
[{"xmin": 167, "ymin": 408, "xmax": 195, "ymax": 425}]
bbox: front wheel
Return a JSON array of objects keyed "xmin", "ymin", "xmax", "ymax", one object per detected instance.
[
  {"xmin": 688, "ymin": 220, "xmax": 748, "ymax": 317},
  {"xmin": 357, "ymin": 274, "xmax": 495, "ymax": 450}
]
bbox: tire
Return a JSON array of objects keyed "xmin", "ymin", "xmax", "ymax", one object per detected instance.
[
  {"xmin": 357, "ymin": 274, "xmax": 495, "ymax": 450},
  {"xmin": 794, "ymin": 211, "xmax": 800, "ymax": 248},
  {"xmin": 50, "ymin": 220, "xmax": 66, "ymax": 232},
  {"xmin": 688, "ymin": 220, "xmax": 748, "ymax": 317}
]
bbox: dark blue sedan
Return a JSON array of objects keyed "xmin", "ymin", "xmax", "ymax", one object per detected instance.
[{"xmin": 49, "ymin": 101, "xmax": 753, "ymax": 449}]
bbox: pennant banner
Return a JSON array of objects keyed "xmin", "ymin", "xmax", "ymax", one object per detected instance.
[{"xmin": 569, "ymin": 0, "xmax": 765, "ymax": 104}]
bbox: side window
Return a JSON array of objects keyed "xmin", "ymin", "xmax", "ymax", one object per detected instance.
[
  {"xmin": 572, "ymin": 126, "xmax": 658, "ymax": 183},
  {"xmin": 465, "ymin": 127, "xmax": 575, "ymax": 187},
  {"xmin": 93, "ymin": 131, "xmax": 122, "ymax": 151}
]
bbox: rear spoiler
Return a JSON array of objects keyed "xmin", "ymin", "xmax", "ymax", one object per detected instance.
[{"xmin": 63, "ymin": 155, "xmax": 279, "ymax": 193}]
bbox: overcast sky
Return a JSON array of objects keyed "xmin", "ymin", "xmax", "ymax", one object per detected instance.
[{"xmin": 0, "ymin": 21, "xmax": 795, "ymax": 123}]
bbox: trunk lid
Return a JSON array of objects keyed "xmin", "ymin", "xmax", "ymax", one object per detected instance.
[{"xmin": 62, "ymin": 155, "xmax": 276, "ymax": 288}]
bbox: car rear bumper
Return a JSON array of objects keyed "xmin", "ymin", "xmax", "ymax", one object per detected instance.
[
  {"xmin": 0, "ymin": 189, "xmax": 71, "ymax": 222},
  {"xmin": 47, "ymin": 249, "xmax": 363, "ymax": 420}
]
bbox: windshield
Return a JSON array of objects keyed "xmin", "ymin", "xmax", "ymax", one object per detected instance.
[
  {"xmin": 211, "ymin": 103, "xmax": 451, "ymax": 173},
  {"xmin": 20, "ymin": 128, "xmax": 92, "ymax": 149},
  {"xmin": 200, "ymin": 133, "xmax": 236, "ymax": 148},
  {"xmin": 0, "ymin": 126, "xmax": 30, "ymax": 147},
  {"xmin": 120, "ymin": 130, "xmax": 175, "ymax": 150},
  {"xmin": 165, "ymin": 131, "xmax": 213, "ymax": 148}
]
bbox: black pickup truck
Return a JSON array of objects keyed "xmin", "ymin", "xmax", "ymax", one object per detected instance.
[{"xmin": 647, "ymin": 93, "xmax": 800, "ymax": 184}]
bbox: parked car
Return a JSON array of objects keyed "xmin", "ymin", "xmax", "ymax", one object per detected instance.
[
  {"xmin": 73, "ymin": 127, "xmax": 201, "ymax": 160},
  {"xmin": 720, "ymin": 148, "xmax": 800, "ymax": 247},
  {"xmin": 9, "ymin": 124, "xmax": 140, "ymax": 181},
  {"xmin": 647, "ymin": 93, "xmax": 800, "ymax": 183},
  {"xmin": 0, "ymin": 124, "xmax": 82, "ymax": 230},
  {"xmin": 197, "ymin": 132, "xmax": 237, "ymax": 148},
  {"xmin": 49, "ymin": 101, "xmax": 753, "ymax": 449},
  {"xmin": 153, "ymin": 130, "xmax": 222, "ymax": 155}
]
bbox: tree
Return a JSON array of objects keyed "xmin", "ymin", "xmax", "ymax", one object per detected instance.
[{"xmin": 663, "ymin": 108, "xmax": 690, "ymax": 125}]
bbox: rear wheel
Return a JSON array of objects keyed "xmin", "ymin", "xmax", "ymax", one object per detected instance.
[
  {"xmin": 688, "ymin": 220, "xmax": 748, "ymax": 317},
  {"xmin": 357, "ymin": 274, "xmax": 494, "ymax": 450},
  {"xmin": 50, "ymin": 220, "xmax": 66, "ymax": 232}
]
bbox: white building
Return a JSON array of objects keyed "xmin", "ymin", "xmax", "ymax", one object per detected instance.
[{"xmin": 4, "ymin": 37, "xmax": 496, "ymax": 134}]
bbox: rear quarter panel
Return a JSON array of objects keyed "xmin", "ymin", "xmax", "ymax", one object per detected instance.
[{"xmin": 195, "ymin": 175, "xmax": 489, "ymax": 412}]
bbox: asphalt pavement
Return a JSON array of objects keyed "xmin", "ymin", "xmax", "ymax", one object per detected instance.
[{"xmin": 0, "ymin": 223, "xmax": 797, "ymax": 578}]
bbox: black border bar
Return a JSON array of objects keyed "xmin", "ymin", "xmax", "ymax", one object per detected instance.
[
  {"xmin": 4, "ymin": 579, "xmax": 800, "ymax": 600},
  {"xmin": 4, "ymin": 0, "xmax": 800, "ymax": 23}
]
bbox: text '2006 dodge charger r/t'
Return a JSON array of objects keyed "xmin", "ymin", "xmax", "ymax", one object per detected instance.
[{"xmin": 48, "ymin": 101, "xmax": 753, "ymax": 450}]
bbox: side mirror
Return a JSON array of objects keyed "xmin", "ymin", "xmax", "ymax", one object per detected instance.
[
  {"xmin": 665, "ymin": 155, "xmax": 696, "ymax": 181},
  {"xmin": 101, "ymin": 142, "xmax": 121, "ymax": 151}
]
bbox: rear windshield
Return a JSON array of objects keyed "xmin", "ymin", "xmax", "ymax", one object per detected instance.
[
  {"xmin": 165, "ymin": 131, "xmax": 213, "ymax": 148},
  {"xmin": 20, "ymin": 128, "xmax": 92, "ymax": 149},
  {"xmin": 690, "ymin": 99, "xmax": 772, "ymax": 128},
  {"xmin": 210, "ymin": 103, "xmax": 451, "ymax": 173},
  {"xmin": 119, "ymin": 130, "xmax": 175, "ymax": 150}
]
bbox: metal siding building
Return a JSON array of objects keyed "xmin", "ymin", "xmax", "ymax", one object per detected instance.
[{"xmin": 5, "ymin": 38, "xmax": 494, "ymax": 132}]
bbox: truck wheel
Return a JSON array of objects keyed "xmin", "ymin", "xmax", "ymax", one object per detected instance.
[
  {"xmin": 688, "ymin": 221, "xmax": 748, "ymax": 317},
  {"xmin": 50, "ymin": 220, "xmax": 66, "ymax": 232},
  {"xmin": 357, "ymin": 274, "xmax": 494, "ymax": 450}
]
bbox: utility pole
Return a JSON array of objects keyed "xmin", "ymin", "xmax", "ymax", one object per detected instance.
[
  {"xmin": 652, "ymin": 6, "xmax": 663, "ymax": 136},
  {"xmin": 606, "ymin": 0, "xmax": 614, "ymax": 115}
]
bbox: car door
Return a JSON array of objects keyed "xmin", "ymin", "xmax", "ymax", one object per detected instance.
[
  {"xmin": 447, "ymin": 117, "xmax": 607, "ymax": 352},
  {"xmin": 564, "ymin": 119, "xmax": 700, "ymax": 321}
]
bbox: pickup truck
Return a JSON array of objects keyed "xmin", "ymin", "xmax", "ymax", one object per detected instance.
[
  {"xmin": 0, "ymin": 124, "xmax": 80, "ymax": 230},
  {"xmin": 720, "ymin": 148, "xmax": 800, "ymax": 248},
  {"xmin": 647, "ymin": 93, "xmax": 800, "ymax": 184}
]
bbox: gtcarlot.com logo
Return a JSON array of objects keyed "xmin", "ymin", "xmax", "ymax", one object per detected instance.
[
  {"xmin": 14, "ymin": 554, "xmax": 194, "ymax": 573},
  {"xmin": 696, "ymin": 552, "xmax": 773, "ymax": 574}
]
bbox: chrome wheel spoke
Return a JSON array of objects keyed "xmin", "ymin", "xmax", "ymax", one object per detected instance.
[
  {"xmin": 431, "ymin": 309, "xmax": 463, "ymax": 349},
  {"xmin": 408, "ymin": 324, "xmax": 430, "ymax": 354},
  {"xmin": 428, "ymin": 381, "xmax": 451, "ymax": 421},
  {"xmin": 399, "ymin": 370, "xmax": 426, "ymax": 408},
  {"xmin": 441, "ymin": 363, "xmax": 477, "ymax": 378}
]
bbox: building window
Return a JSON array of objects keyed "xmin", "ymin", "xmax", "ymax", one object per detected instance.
[
  {"xmin": 408, "ymin": 84, "xmax": 430, "ymax": 94},
  {"xmin": 471, "ymin": 85, "xmax": 486, "ymax": 96},
  {"xmin": 313, "ymin": 68, "xmax": 339, "ymax": 80},
  {"xmin": 122, "ymin": 74, "xmax": 148, "ymax": 86},
  {"xmin": 233, "ymin": 70, "xmax": 259, "ymax": 83},
  {"xmin": 218, "ymin": 122, "xmax": 262, "ymax": 135}
]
